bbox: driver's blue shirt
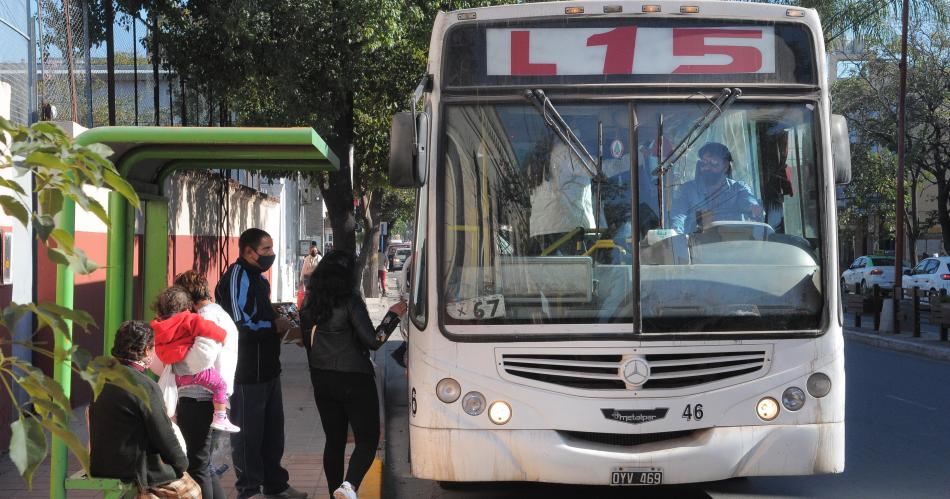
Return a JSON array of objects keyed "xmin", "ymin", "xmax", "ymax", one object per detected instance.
[{"xmin": 670, "ymin": 177, "xmax": 762, "ymax": 233}]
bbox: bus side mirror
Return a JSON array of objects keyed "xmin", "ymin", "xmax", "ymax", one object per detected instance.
[
  {"xmin": 830, "ymin": 114, "xmax": 852, "ymax": 185},
  {"xmin": 389, "ymin": 112, "xmax": 428, "ymax": 188}
]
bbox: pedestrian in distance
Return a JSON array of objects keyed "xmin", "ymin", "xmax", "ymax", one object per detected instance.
[
  {"xmin": 172, "ymin": 270, "xmax": 242, "ymax": 498},
  {"xmin": 300, "ymin": 242, "xmax": 322, "ymax": 289},
  {"xmin": 299, "ymin": 250, "xmax": 408, "ymax": 499},
  {"xmin": 216, "ymin": 228, "xmax": 306, "ymax": 499},
  {"xmin": 89, "ymin": 320, "xmax": 200, "ymax": 498}
]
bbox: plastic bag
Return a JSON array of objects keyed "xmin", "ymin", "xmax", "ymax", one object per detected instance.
[{"xmin": 157, "ymin": 364, "xmax": 178, "ymax": 418}]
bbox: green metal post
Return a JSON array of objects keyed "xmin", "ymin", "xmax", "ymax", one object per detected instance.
[
  {"xmin": 143, "ymin": 200, "xmax": 169, "ymax": 321},
  {"xmin": 103, "ymin": 192, "xmax": 127, "ymax": 354},
  {"xmin": 51, "ymin": 198, "xmax": 75, "ymax": 499},
  {"xmin": 124, "ymin": 203, "xmax": 135, "ymax": 321}
]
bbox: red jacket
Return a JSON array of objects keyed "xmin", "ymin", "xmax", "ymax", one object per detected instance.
[{"xmin": 150, "ymin": 311, "xmax": 227, "ymax": 364}]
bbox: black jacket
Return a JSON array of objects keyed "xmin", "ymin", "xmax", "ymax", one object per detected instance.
[
  {"xmin": 216, "ymin": 258, "xmax": 281, "ymax": 384},
  {"xmin": 300, "ymin": 293, "xmax": 386, "ymax": 375},
  {"xmin": 89, "ymin": 364, "xmax": 188, "ymax": 488}
]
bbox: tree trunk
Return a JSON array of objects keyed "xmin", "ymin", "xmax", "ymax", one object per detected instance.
[
  {"xmin": 358, "ymin": 188, "xmax": 384, "ymax": 297},
  {"xmin": 323, "ymin": 91, "xmax": 357, "ymax": 257},
  {"xmin": 937, "ymin": 176, "xmax": 950, "ymax": 254}
]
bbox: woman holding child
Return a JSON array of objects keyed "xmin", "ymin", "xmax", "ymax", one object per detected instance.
[{"xmin": 148, "ymin": 272, "xmax": 240, "ymax": 499}]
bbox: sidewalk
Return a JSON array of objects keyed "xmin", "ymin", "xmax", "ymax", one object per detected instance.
[
  {"xmin": 0, "ymin": 274, "xmax": 400, "ymax": 499},
  {"xmin": 844, "ymin": 312, "xmax": 950, "ymax": 362}
]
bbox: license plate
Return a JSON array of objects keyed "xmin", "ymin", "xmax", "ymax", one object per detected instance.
[{"xmin": 610, "ymin": 467, "xmax": 663, "ymax": 486}]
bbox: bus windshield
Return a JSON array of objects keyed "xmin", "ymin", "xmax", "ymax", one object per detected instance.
[{"xmin": 440, "ymin": 99, "xmax": 822, "ymax": 333}]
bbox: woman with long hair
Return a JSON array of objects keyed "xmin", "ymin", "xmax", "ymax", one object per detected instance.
[{"xmin": 299, "ymin": 250, "xmax": 406, "ymax": 499}]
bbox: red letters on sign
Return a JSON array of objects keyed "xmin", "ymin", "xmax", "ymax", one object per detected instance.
[
  {"xmin": 672, "ymin": 28, "xmax": 763, "ymax": 74},
  {"xmin": 586, "ymin": 27, "xmax": 637, "ymax": 74},
  {"xmin": 511, "ymin": 31, "xmax": 557, "ymax": 76}
]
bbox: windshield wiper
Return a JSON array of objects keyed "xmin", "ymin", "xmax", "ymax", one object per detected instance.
[
  {"xmin": 524, "ymin": 89, "xmax": 600, "ymax": 179},
  {"xmin": 652, "ymin": 88, "xmax": 742, "ymax": 176},
  {"xmin": 524, "ymin": 89, "xmax": 608, "ymax": 232}
]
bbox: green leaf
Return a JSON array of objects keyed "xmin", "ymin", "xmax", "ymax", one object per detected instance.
[
  {"xmin": 0, "ymin": 177, "xmax": 27, "ymax": 196},
  {"xmin": 38, "ymin": 189, "xmax": 64, "ymax": 218},
  {"xmin": 0, "ymin": 195, "xmax": 29, "ymax": 226},
  {"xmin": 25, "ymin": 151, "xmax": 69, "ymax": 171},
  {"xmin": 0, "ymin": 303, "xmax": 31, "ymax": 334},
  {"xmin": 46, "ymin": 247, "xmax": 70, "ymax": 267},
  {"xmin": 30, "ymin": 122, "xmax": 64, "ymax": 136},
  {"xmin": 33, "ymin": 214, "xmax": 54, "ymax": 242},
  {"xmin": 16, "ymin": 366, "xmax": 71, "ymax": 414},
  {"xmin": 35, "ymin": 302, "xmax": 96, "ymax": 332},
  {"xmin": 71, "ymin": 347, "xmax": 92, "ymax": 370},
  {"xmin": 84, "ymin": 143, "xmax": 114, "ymax": 160},
  {"xmin": 9, "ymin": 418, "xmax": 48, "ymax": 489},
  {"xmin": 26, "ymin": 303, "xmax": 71, "ymax": 342},
  {"xmin": 48, "ymin": 228, "xmax": 75, "ymax": 254},
  {"xmin": 102, "ymin": 168, "xmax": 140, "ymax": 208},
  {"xmin": 64, "ymin": 247, "xmax": 100, "ymax": 275},
  {"xmin": 80, "ymin": 356, "xmax": 151, "ymax": 408},
  {"xmin": 36, "ymin": 418, "xmax": 89, "ymax": 474}
]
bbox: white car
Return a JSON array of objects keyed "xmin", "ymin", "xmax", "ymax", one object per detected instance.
[
  {"xmin": 841, "ymin": 255, "xmax": 907, "ymax": 295},
  {"xmin": 902, "ymin": 256, "xmax": 950, "ymax": 298}
]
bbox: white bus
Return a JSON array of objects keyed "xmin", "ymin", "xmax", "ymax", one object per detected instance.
[{"xmin": 389, "ymin": 0, "xmax": 851, "ymax": 487}]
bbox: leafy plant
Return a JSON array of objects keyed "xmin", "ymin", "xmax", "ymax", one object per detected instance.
[{"xmin": 0, "ymin": 118, "xmax": 147, "ymax": 488}]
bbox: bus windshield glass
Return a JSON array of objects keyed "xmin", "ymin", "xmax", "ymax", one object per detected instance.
[{"xmin": 440, "ymin": 100, "xmax": 822, "ymax": 333}]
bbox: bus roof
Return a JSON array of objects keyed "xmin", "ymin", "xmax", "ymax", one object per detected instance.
[{"xmin": 443, "ymin": 0, "xmax": 819, "ymax": 24}]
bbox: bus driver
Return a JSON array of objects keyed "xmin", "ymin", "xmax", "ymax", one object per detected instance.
[{"xmin": 670, "ymin": 142, "xmax": 763, "ymax": 234}]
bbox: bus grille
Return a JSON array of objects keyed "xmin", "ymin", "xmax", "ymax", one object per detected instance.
[
  {"xmin": 558, "ymin": 429, "xmax": 697, "ymax": 447},
  {"xmin": 498, "ymin": 347, "xmax": 771, "ymax": 394}
]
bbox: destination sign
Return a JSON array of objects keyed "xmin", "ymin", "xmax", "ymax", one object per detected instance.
[{"xmin": 442, "ymin": 20, "xmax": 816, "ymax": 87}]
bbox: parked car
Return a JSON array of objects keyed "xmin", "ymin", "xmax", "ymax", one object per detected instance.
[
  {"xmin": 841, "ymin": 255, "xmax": 909, "ymax": 295},
  {"xmin": 391, "ymin": 248, "xmax": 412, "ymax": 271},
  {"xmin": 902, "ymin": 256, "xmax": 950, "ymax": 298}
]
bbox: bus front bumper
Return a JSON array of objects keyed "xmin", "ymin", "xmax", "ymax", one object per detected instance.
[{"xmin": 409, "ymin": 422, "xmax": 844, "ymax": 484}]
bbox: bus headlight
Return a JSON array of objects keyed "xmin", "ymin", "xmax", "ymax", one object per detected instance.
[
  {"xmin": 807, "ymin": 372, "xmax": 832, "ymax": 398},
  {"xmin": 756, "ymin": 397, "xmax": 780, "ymax": 421},
  {"xmin": 462, "ymin": 391, "xmax": 486, "ymax": 416},
  {"xmin": 436, "ymin": 378, "xmax": 461, "ymax": 403},
  {"xmin": 782, "ymin": 387, "xmax": 806, "ymax": 411},
  {"xmin": 488, "ymin": 401, "xmax": 512, "ymax": 425}
]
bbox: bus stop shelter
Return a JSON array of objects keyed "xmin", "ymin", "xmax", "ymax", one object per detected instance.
[{"xmin": 51, "ymin": 126, "xmax": 340, "ymax": 499}]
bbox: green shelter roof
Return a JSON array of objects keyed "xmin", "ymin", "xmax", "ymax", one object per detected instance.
[{"xmin": 76, "ymin": 126, "xmax": 340, "ymax": 195}]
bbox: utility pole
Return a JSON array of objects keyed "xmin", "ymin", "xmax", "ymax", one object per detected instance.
[{"xmin": 892, "ymin": 0, "xmax": 910, "ymax": 331}]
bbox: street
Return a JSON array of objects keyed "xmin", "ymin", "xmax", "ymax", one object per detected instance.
[{"xmin": 382, "ymin": 331, "xmax": 950, "ymax": 498}]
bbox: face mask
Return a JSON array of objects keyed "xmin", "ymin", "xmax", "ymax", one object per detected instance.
[
  {"xmin": 698, "ymin": 168, "xmax": 725, "ymax": 185},
  {"xmin": 256, "ymin": 251, "xmax": 276, "ymax": 271}
]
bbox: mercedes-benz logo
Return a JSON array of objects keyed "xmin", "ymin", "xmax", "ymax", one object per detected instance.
[{"xmin": 622, "ymin": 358, "xmax": 650, "ymax": 386}]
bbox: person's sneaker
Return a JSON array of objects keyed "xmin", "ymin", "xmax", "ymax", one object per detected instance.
[
  {"xmin": 264, "ymin": 486, "xmax": 308, "ymax": 499},
  {"xmin": 332, "ymin": 481, "xmax": 357, "ymax": 499},
  {"xmin": 209, "ymin": 412, "xmax": 240, "ymax": 433}
]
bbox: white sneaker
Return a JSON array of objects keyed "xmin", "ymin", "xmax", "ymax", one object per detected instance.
[{"xmin": 332, "ymin": 481, "xmax": 357, "ymax": 499}]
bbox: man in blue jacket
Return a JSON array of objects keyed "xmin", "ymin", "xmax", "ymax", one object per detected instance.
[
  {"xmin": 670, "ymin": 142, "xmax": 763, "ymax": 234},
  {"xmin": 216, "ymin": 228, "xmax": 306, "ymax": 499}
]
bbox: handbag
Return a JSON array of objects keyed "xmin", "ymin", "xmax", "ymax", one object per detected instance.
[
  {"xmin": 157, "ymin": 364, "xmax": 178, "ymax": 418},
  {"xmin": 136, "ymin": 472, "xmax": 201, "ymax": 499}
]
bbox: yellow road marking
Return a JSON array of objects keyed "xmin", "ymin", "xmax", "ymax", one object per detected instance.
[{"xmin": 359, "ymin": 457, "xmax": 383, "ymax": 499}]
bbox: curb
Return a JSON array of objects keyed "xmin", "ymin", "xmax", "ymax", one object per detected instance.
[{"xmin": 844, "ymin": 329, "xmax": 950, "ymax": 363}]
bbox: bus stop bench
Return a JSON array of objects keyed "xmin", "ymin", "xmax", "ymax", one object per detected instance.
[{"xmin": 64, "ymin": 470, "xmax": 136, "ymax": 498}]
